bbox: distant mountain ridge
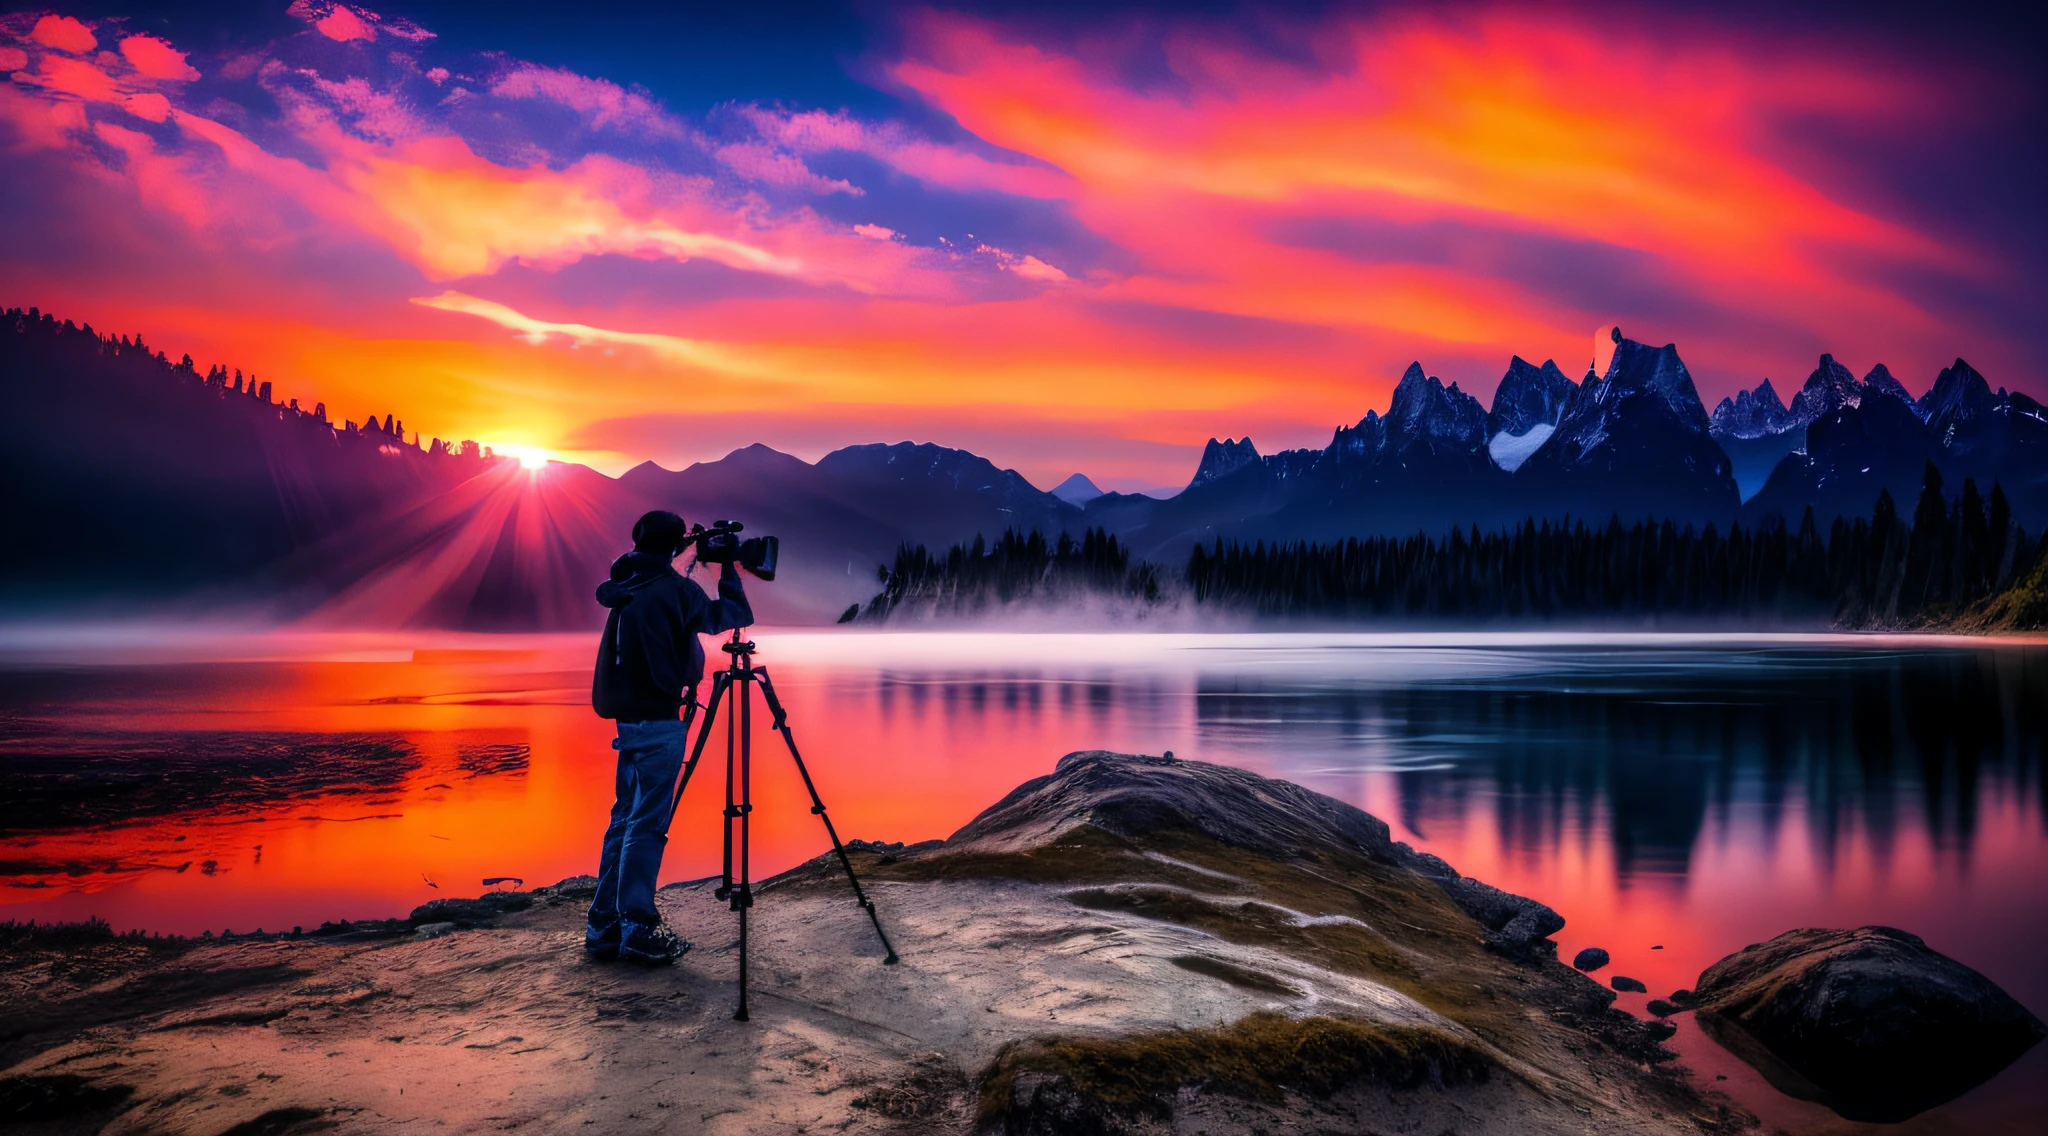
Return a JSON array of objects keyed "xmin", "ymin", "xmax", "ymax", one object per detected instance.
[
  {"xmin": 1710, "ymin": 355, "xmax": 1925, "ymax": 498},
  {"xmin": 1749, "ymin": 357, "xmax": 2048, "ymax": 531},
  {"xmin": 7, "ymin": 303, "xmax": 2046, "ymax": 627}
]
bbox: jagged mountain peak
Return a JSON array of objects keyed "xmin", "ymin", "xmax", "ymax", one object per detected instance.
[
  {"xmin": 1489, "ymin": 355, "xmax": 1577, "ymax": 441},
  {"xmin": 1862, "ymin": 364, "xmax": 1914, "ymax": 409},
  {"xmin": 1710, "ymin": 377, "xmax": 1793, "ymax": 440},
  {"xmin": 1788, "ymin": 353, "xmax": 1864, "ymax": 421},
  {"xmin": 1591, "ymin": 337, "xmax": 1712, "ymax": 431},
  {"xmin": 1190, "ymin": 436, "xmax": 1260, "ymax": 487},
  {"xmin": 1387, "ymin": 363, "xmax": 1487, "ymax": 447},
  {"xmin": 1920, "ymin": 358, "xmax": 1994, "ymax": 429},
  {"xmin": 1515, "ymin": 333, "xmax": 1737, "ymax": 521}
]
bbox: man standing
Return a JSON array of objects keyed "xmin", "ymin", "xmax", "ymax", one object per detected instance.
[{"xmin": 587, "ymin": 510, "xmax": 754, "ymax": 965}]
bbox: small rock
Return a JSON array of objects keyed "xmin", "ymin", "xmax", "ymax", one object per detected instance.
[
  {"xmin": 1646, "ymin": 999, "xmax": 1677, "ymax": 1018},
  {"xmin": 1572, "ymin": 947, "xmax": 1610, "ymax": 972},
  {"xmin": 1611, "ymin": 976, "xmax": 1648, "ymax": 994},
  {"xmin": 1694, "ymin": 925, "xmax": 2047, "ymax": 1123},
  {"xmin": 1645, "ymin": 1020, "xmax": 1678, "ymax": 1041},
  {"xmin": 414, "ymin": 922, "xmax": 457, "ymax": 939},
  {"xmin": 409, "ymin": 891, "xmax": 532, "ymax": 927},
  {"xmin": 1668, "ymin": 988, "xmax": 1698, "ymax": 1008}
]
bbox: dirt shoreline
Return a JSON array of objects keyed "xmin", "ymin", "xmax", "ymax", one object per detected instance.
[{"xmin": 1, "ymin": 751, "xmax": 1747, "ymax": 1135}]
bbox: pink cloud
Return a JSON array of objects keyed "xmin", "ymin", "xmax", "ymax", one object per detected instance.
[
  {"xmin": 0, "ymin": 47, "xmax": 29, "ymax": 72},
  {"xmin": 306, "ymin": 75, "xmax": 426, "ymax": 142},
  {"xmin": 734, "ymin": 105, "xmax": 1072, "ymax": 199},
  {"xmin": 1010, "ymin": 254, "xmax": 1068, "ymax": 283},
  {"xmin": 29, "ymin": 15, "xmax": 96, "ymax": 55},
  {"xmin": 119, "ymin": 35, "xmax": 201, "ymax": 82},
  {"xmin": 316, "ymin": 6, "xmax": 375, "ymax": 44},
  {"xmin": 20, "ymin": 55, "xmax": 122, "ymax": 103},
  {"xmin": 488, "ymin": 64, "xmax": 684, "ymax": 138},
  {"xmin": 713, "ymin": 140, "xmax": 861, "ymax": 195},
  {"xmin": 123, "ymin": 92, "xmax": 171, "ymax": 122}
]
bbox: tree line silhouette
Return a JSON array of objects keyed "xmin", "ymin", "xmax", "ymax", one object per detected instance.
[
  {"xmin": 2, "ymin": 306, "xmax": 513, "ymax": 594},
  {"xmin": 849, "ymin": 528, "xmax": 1163, "ymax": 622},
  {"xmin": 857, "ymin": 468, "xmax": 2047, "ymax": 629}
]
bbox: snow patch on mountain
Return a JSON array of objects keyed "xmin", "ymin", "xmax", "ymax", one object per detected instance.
[{"xmin": 1488, "ymin": 424, "xmax": 1554, "ymax": 472}]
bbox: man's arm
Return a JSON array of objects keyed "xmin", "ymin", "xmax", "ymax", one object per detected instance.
[{"xmin": 703, "ymin": 562, "xmax": 755, "ymax": 633}]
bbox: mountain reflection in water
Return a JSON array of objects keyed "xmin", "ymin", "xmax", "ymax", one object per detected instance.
[
  {"xmin": 1189, "ymin": 647, "xmax": 2045, "ymax": 878},
  {"xmin": 1, "ymin": 630, "xmax": 2043, "ymax": 1133}
]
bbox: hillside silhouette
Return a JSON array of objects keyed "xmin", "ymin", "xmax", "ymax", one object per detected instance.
[{"xmin": 7, "ymin": 305, "xmax": 2047, "ymax": 629}]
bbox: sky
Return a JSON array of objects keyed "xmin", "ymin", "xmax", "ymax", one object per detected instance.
[{"xmin": 1, "ymin": 1, "xmax": 2043, "ymax": 491}]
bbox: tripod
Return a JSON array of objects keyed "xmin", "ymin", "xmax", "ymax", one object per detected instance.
[{"xmin": 663, "ymin": 629, "xmax": 898, "ymax": 1020}]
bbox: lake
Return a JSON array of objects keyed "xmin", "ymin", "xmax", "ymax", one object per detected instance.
[{"xmin": 2, "ymin": 628, "xmax": 2043, "ymax": 1134}]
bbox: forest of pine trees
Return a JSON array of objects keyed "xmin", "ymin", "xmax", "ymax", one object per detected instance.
[
  {"xmin": 850, "ymin": 529, "xmax": 1162, "ymax": 622},
  {"xmin": 856, "ymin": 466, "xmax": 2047, "ymax": 629}
]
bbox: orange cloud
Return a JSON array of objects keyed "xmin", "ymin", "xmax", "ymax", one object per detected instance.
[
  {"xmin": 891, "ymin": 9, "xmax": 1964, "ymax": 365},
  {"xmin": 412, "ymin": 291, "xmax": 775, "ymax": 379},
  {"xmin": 29, "ymin": 15, "xmax": 96, "ymax": 54},
  {"xmin": 119, "ymin": 35, "xmax": 201, "ymax": 82}
]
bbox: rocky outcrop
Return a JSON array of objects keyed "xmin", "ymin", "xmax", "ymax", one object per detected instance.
[
  {"xmin": 1694, "ymin": 925, "xmax": 2045, "ymax": 1122},
  {"xmin": 948, "ymin": 751, "xmax": 1566, "ymax": 960},
  {"xmin": 408, "ymin": 891, "xmax": 533, "ymax": 928},
  {"xmin": 1398, "ymin": 851, "xmax": 1565, "ymax": 959}
]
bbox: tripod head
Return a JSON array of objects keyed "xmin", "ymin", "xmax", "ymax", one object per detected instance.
[{"xmin": 721, "ymin": 628, "xmax": 756, "ymax": 665}]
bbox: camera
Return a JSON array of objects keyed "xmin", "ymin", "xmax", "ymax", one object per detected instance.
[{"xmin": 689, "ymin": 519, "xmax": 779, "ymax": 581}]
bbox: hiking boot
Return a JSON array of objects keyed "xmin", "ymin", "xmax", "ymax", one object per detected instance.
[
  {"xmin": 584, "ymin": 919, "xmax": 621, "ymax": 961},
  {"xmin": 619, "ymin": 920, "xmax": 690, "ymax": 966}
]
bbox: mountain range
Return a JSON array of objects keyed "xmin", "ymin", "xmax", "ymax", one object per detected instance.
[{"xmin": 6, "ymin": 305, "xmax": 2045, "ymax": 628}]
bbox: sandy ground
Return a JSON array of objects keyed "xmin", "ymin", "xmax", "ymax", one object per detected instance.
[{"xmin": 1, "ymin": 753, "xmax": 1748, "ymax": 1135}]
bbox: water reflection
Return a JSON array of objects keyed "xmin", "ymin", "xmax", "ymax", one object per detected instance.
[
  {"xmin": 2, "ymin": 632, "xmax": 2043, "ymax": 1133},
  {"xmin": 1189, "ymin": 648, "xmax": 2048, "ymax": 881}
]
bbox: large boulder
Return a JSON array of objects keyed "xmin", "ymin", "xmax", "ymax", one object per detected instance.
[
  {"xmin": 947, "ymin": 752, "xmax": 1567, "ymax": 960},
  {"xmin": 1694, "ymin": 926, "xmax": 2045, "ymax": 1122}
]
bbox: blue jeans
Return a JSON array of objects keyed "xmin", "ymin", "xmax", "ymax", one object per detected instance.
[{"xmin": 589, "ymin": 719, "xmax": 690, "ymax": 928}]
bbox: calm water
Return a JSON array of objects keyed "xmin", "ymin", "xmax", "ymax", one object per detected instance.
[{"xmin": 2, "ymin": 629, "xmax": 2044, "ymax": 1134}]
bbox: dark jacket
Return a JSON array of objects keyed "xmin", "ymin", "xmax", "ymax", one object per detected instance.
[{"xmin": 592, "ymin": 551, "xmax": 754, "ymax": 721}]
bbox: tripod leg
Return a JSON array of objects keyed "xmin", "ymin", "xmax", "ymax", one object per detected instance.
[
  {"xmin": 733, "ymin": 670, "xmax": 755, "ymax": 1021},
  {"xmin": 718, "ymin": 671, "xmax": 738, "ymax": 903},
  {"xmin": 662, "ymin": 676, "xmax": 725, "ymax": 834},
  {"xmin": 753, "ymin": 668, "xmax": 900, "ymax": 965}
]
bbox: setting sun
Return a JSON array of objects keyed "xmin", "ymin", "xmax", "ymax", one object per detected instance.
[{"xmin": 499, "ymin": 444, "xmax": 553, "ymax": 470}]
